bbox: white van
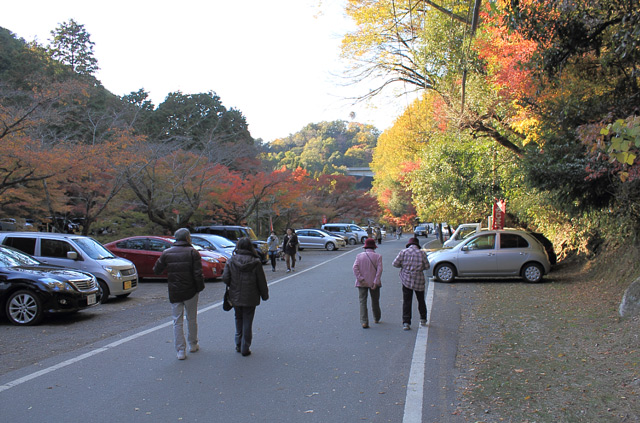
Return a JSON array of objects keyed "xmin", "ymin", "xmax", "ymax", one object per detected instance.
[
  {"xmin": 442, "ymin": 223, "xmax": 482, "ymax": 248},
  {"xmin": 0, "ymin": 232, "xmax": 138, "ymax": 303},
  {"xmin": 321, "ymin": 223, "xmax": 369, "ymax": 244}
]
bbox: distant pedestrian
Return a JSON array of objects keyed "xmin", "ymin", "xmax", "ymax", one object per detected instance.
[
  {"xmin": 153, "ymin": 228, "xmax": 205, "ymax": 360},
  {"xmin": 283, "ymin": 228, "xmax": 298, "ymax": 272},
  {"xmin": 266, "ymin": 231, "xmax": 279, "ymax": 272},
  {"xmin": 352, "ymin": 238, "xmax": 383, "ymax": 328},
  {"xmin": 221, "ymin": 237, "xmax": 269, "ymax": 356},
  {"xmin": 366, "ymin": 225, "xmax": 373, "ymax": 238},
  {"xmin": 392, "ymin": 237, "xmax": 430, "ymax": 330},
  {"xmin": 375, "ymin": 227, "xmax": 382, "ymax": 244}
]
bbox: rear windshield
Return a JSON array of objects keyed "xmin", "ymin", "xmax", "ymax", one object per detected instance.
[{"xmin": 2, "ymin": 237, "xmax": 36, "ymax": 255}]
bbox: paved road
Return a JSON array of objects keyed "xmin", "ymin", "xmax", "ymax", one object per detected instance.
[{"xmin": 0, "ymin": 236, "xmax": 471, "ymax": 422}]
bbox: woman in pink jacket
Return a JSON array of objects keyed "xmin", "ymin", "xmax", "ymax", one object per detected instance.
[{"xmin": 352, "ymin": 238, "xmax": 383, "ymax": 328}]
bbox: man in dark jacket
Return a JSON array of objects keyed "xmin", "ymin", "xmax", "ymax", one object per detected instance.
[
  {"xmin": 282, "ymin": 228, "xmax": 298, "ymax": 273},
  {"xmin": 153, "ymin": 228, "xmax": 205, "ymax": 360},
  {"xmin": 222, "ymin": 238, "xmax": 269, "ymax": 356}
]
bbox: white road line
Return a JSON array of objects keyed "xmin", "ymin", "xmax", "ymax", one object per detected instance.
[
  {"xmin": 0, "ymin": 247, "xmax": 359, "ymax": 394},
  {"xmin": 402, "ymin": 277, "xmax": 435, "ymax": 423}
]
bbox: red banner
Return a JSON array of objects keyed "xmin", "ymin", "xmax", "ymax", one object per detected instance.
[{"xmin": 492, "ymin": 199, "xmax": 506, "ymax": 230}]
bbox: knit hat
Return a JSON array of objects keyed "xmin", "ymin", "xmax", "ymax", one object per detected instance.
[
  {"xmin": 363, "ymin": 238, "xmax": 377, "ymax": 249},
  {"xmin": 174, "ymin": 228, "xmax": 191, "ymax": 242},
  {"xmin": 406, "ymin": 237, "xmax": 420, "ymax": 248}
]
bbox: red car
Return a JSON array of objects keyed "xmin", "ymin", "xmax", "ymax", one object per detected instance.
[{"xmin": 104, "ymin": 236, "xmax": 226, "ymax": 280}]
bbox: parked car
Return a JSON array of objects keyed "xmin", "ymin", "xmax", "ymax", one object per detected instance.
[
  {"xmin": 0, "ymin": 218, "xmax": 17, "ymax": 231},
  {"xmin": 427, "ymin": 229, "xmax": 551, "ymax": 283},
  {"xmin": 0, "ymin": 232, "xmax": 137, "ymax": 304},
  {"xmin": 321, "ymin": 223, "xmax": 368, "ymax": 244},
  {"xmin": 104, "ymin": 236, "xmax": 226, "ymax": 280},
  {"xmin": 323, "ymin": 231, "xmax": 350, "ymax": 244},
  {"xmin": 0, "ymin": 245, "xmax": 100, "ymax": 325},
  {"xmin": 191, "ymin": 234, "xmax": 236, "ymax": 258},
  {"xmin": 321, "ymin": 224, "xmax": 358, "ymax": 245},
  {"xmin": 193, "ymin": 225, "xmax": 268, "ymax": 263},
  {"xmin": 295, "ymin": 229, "xmax": 347, "ymax": 251}
]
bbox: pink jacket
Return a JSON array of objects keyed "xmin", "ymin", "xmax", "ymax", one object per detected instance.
[{"xmin": 353, "ymin": 249, "xmax": 383, "ymax": 288}]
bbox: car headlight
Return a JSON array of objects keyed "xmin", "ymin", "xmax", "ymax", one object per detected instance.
[
  {"xmin": 103, "ymin": 266, "xmax": 122, "ymax": 278},
  {"xmin": 201, "ymin": 257, "xmax": 219, "ymax": 264},
  {"xmin": 40, "ymin": 278, "xmax": 71, "ymax": 291}
]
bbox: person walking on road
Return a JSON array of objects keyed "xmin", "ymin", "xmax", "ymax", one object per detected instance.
[
  {"xmin": 221, "ymin": 237, "xmax": 269, "ymax": 356},
  {"xmin": 392, "ymin": 237, "xmax": 430, "ymax": 331},
  {"xmin": 266, "ymin": 230, "xmax": 279, "ymax": 272},
  {"xmin": 153, "ymin": 228, "xmax": 205, "ymax": 360},
  {"xmin": 352, "ymin": 238, "xmax": 383, "ymax": 328},
  {"xmin": 282, "ymin": 228, "xmax": 298, "ymax": 272}
]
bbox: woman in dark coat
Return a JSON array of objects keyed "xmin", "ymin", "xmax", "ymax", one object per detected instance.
[{"xmin": 221, "ymin": 237, "xmax": 269, "ymax": 356}]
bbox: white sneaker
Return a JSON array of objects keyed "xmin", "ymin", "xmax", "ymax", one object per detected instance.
[
  {"xmin": 403, "ymin": 323, "xmax": 411, "ymax": 331},
  {"xmin": 420, "ymin": 319, "xmax": 427, "ymax": 326},
  {"xmin": 177, "ymin": 350, "xmax": 186, "ymax": 360},
  {"xmin": 189, "ymin": 343, "xmax": 199, "ymax": 353}
]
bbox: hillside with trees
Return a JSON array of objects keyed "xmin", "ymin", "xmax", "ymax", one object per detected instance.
[
  {"xmin": 0, "ymin": 23, "xmax": 379, "ymax": 237},
  {"xmin": 261, "ymin": 120, "xmax": 380, "ymax": 175}
]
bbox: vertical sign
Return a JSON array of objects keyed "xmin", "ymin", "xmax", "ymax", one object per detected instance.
[{"xmin": 492, "ymin": 199, "xmax": 506, "ymax": 230}]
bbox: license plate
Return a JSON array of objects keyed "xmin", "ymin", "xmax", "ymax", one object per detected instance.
[
  {"xmin": 124, "ymin": 280, "xmax": 132, "ymax": 290},
  {"xmin": 87, "ymin": 294, "xmax": 97, "ymax": 305}
]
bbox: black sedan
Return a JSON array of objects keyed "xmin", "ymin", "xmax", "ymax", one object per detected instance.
[{"xmin": 0, "ymin": 245, "xmax": 100, "ymax": 325}]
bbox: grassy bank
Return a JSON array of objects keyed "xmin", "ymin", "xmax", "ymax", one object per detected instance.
[{"xmin": 455, "ymin": 247, "xmax": 640, "ymax": 422}]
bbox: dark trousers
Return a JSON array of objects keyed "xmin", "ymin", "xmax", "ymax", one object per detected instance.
[
  {"xmin": 402, "ymin": 285, "xmax": 427, "ymax": 324},
  {"xmin": 269, "ymin": 252, "xmax": 277, "ymax": 270},
  {"xmin": 285, "ymin": 253, "xmax": 296, "ymax": 270},
  {"xmin": 234, "ymin": 306, "xmax": 256, "ymax": 354}
]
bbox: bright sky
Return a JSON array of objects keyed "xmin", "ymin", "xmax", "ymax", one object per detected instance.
[{"xmin": 1, "ymin": 0, "xmax": 406, "ymax": 142}]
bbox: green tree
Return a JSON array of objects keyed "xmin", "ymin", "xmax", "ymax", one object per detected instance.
[{"xmin": 48, "ymin": 19, "xmax": 99, "ymax": 75}]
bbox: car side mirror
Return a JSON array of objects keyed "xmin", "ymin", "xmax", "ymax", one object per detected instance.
[
  {"xmin": 461, "ymin": 245, "xmax": 468, "ymax": 252},
  {"xmin": 67, "ymin": 251, "xmax": 78, "ymax": 260}
]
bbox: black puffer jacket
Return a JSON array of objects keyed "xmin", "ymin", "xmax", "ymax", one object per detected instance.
[
  {"xmin": 153, "ymin": 241, "xmax": 205, "ymax": 303},
  {"xmin": 221, "ymin": 249, "xmax": 268, "ymax": 307}
]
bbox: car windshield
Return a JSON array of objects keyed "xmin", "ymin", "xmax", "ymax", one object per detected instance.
[
  {"xmin": 244, "ymin": 228, "xmax": 259, "ymax": 241},
  {"xmin": 73, "ymin": 237, "xmax": 117, "ymax": 260},
  {"xmin": 0, "ymin": 247, "xmax": 41, "ymax": 267}
]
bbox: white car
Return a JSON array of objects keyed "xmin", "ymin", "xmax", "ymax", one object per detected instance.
[{"xmin": 295, "ymin": 229, "xmax": 347, "ymax": 251}]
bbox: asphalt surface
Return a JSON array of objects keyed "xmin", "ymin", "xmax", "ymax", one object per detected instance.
[{"xmin": 0, "ymin": 236, "xmax": 471, "ymax": 422}]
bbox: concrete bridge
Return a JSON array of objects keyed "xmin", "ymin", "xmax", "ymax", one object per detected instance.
[
  {"xmin": 346, "ymin": 167, "xmax": 374, "ymax": 178},
  {"xmin": 346, "ymin": 167, "xmax": 374, "ymax": 189}
]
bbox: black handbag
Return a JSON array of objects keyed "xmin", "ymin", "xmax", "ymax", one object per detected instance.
[{"xmin": 223, "ymin": 286, "xmax": 233, "ymax": 311}]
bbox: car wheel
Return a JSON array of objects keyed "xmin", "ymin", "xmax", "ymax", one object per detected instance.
[
  {"xmin": 434, "ymin": 263, "xmax": 456, "ymax": 283},
  {"xmin": 325, "ymin": 242, "xmax": 336, "ymax": 251},
  {"xmin": 6, "ymin": 290, "xmax": 43, "ymax": 326},
  {"xmin": 97, "ymin": 280, "xmax": 110, "ymax": 304},
  {"xmin": 348, "ymin": 238, "xmax": 357, "ymax": 246},
  {"xmin": 361, "ymin": 236, "xmax": 367, "ymax": 244},
  {"xmin": 522, "ymin": 263, "xmax": 543, "ymax": 283}
]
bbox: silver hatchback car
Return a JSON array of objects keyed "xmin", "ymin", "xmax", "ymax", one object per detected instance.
[
  {"xmin": 295, "ymin": 229, "xmax": 347, "ymax": 251},
  {"xmin": 427, "ymin": 229, "xmax": 551, "ymax": 283}
]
